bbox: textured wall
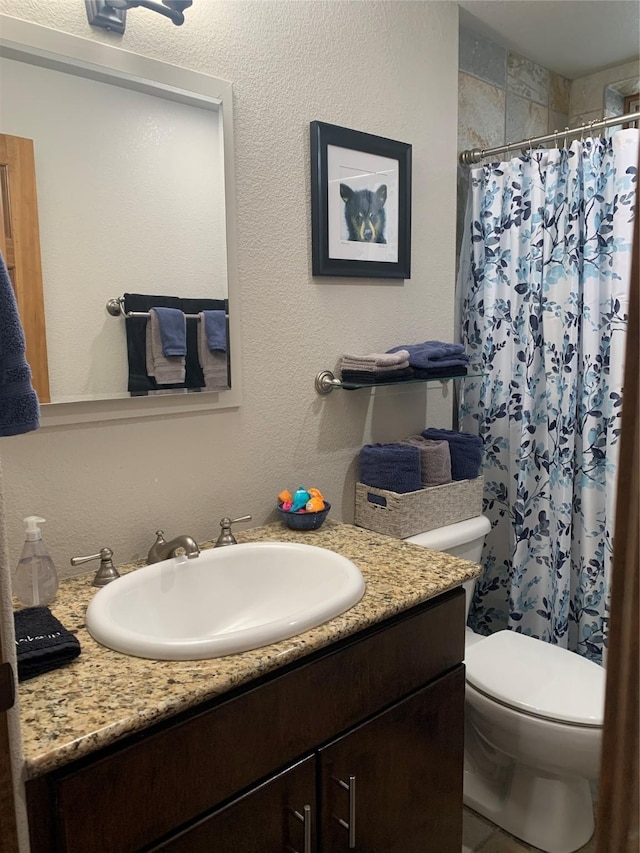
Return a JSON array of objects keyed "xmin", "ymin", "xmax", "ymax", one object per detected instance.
[{"xmin": 0, "ymin": 0, "xmax": 459, "ymax": 576}]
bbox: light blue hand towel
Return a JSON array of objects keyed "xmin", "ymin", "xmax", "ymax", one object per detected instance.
[
  {"xmin": 151, "ymin": 307, "xmax": 187, "ymax": 357},
  {"xmin": 0, "ymin": 253, "xmax": 39, "ymax": 436},
  {"xmin": 202, "ymin": 310, "xmax": 227, "ymax": 352}
]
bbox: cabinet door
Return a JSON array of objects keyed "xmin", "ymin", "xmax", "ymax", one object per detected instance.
[
  {"xmin": 319, "ymin": 667, "xmax": 464, "ymax": 853},
  {"xmin": 152, "ymin": 755, "xmax": 316, "ymax": 853}
]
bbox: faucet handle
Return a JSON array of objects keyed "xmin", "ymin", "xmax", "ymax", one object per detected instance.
[
  {"xmin": 70, "ymin": 547, "xmax": 121, "ymax": 587},
  {"xmin": 215, "ymin": 515, "xmax": 252, "ymax": 547}
]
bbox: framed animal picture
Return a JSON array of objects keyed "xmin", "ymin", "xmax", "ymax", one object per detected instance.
[{"xmin": 310, "ymin": 121, "xmax": 412, "ymax": 278}]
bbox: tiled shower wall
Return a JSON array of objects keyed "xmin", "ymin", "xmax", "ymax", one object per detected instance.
[
  {"xmin": 458, "ymin": 25, "xmax": 571, "ymax": 160},
  {"xmin": 455, "ymin": 24, "xmax": 638, "ymax": 252},
  {"xmin": 455, "ymin": 25, "xmax": 570, "ymax": 252}
]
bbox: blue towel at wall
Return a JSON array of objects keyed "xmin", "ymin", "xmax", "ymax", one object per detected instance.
[
  {"xmin": 202, "ymin": 310, "xmax": 227, "ymax": 352},
  {"xmin": 152, "ymin": 307, "xmax": 187, "ymax": 356},
  {"xmin": 359, "ymin": 444, "xmax": 422, "ymax": 493},
  {"xmin": 421, "ymin": 428, "xmax": 483, "ymax": 481},
  {"xmin": 0, "ymin": 252, "xmax": 39, "ymax": 436}
]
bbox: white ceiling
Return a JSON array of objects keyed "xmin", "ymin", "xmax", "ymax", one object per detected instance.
[{"xmin": 458, "ymin": 0, "xmax": 640, "ymax": 79}]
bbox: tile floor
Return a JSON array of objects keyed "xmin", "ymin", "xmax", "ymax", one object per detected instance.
[{"xmin": 462, "ymin": 807, "xmax": 597, "ymax": 853}]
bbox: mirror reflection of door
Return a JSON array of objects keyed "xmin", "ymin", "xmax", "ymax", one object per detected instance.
[{"xmin": 0, "ymin": 133, "xmax": 50, "ymax": 403}]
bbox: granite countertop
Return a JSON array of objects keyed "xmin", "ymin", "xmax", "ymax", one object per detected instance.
[{"xmin": 17, "ymin": 520, "xmax": 481, "ymax": 779}]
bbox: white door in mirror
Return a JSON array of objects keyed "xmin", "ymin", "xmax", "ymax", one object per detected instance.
[{"xmin": 85, "ymin": 542, "xmax": 365, "ymax": 660}]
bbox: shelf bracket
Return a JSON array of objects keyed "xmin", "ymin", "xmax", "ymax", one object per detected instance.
[{"xmin": 315, "ymin": 370, "xmax": 343, "ymax": 395}]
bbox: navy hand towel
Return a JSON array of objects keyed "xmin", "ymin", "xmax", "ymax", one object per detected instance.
[
  {"xmin": 421, "ymin": 428, "xmax": 483, "ymax": 481},
  {"xmin": 0, "ymin": 253, "xmax": 39, "ymax": 436},
  {"xmin": 14, "ymin": 606, "xmax": 81, "ymax": 681},
  {"xmin": 202, "ymin": 310, "xmax": 227, "ymax": 352},
  {"xmin": 151, "ymin": 307, "xmax": 187, "ymax": 357},
  {"xmin": 359, "ymin": 444, "xmax": 422, "ymax": 493}
]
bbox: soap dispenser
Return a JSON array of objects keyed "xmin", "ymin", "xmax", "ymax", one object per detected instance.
[{"xmin": 13, "ymin": 516, "xmax": 59, "ymax": 607}]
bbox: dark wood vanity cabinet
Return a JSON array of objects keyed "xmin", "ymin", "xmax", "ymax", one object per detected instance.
[{"xmin": 26, "ymin": 588, "xmax": 465, "ymax": 853}]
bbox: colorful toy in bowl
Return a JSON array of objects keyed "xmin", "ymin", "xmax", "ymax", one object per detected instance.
[{"xmin": 277, "ymin": 486, "xmax": 330, "ymax": 530}]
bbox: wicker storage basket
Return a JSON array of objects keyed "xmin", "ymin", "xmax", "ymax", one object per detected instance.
[{"xmin": 354, "ymin": 477, "xmax": 484, "ymax": 539}]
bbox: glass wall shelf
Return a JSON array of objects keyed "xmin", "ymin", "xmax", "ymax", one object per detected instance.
[{"xmin": 314, "ymin": 370, "xmax": 483, "ymax": 395}]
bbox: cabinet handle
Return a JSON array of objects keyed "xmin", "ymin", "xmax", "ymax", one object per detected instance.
[
  {"xmin": 335, "ymin": 775, "xmax": 356, "ymax": 848},
  {"xmin": 291, "ymin": 804, "xmax": 312, "ymax": 853}
]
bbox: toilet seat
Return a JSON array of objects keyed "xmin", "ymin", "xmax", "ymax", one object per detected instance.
[{"xmin": 465, "ymin": 629, "xmax": 605, "ymax": 727}]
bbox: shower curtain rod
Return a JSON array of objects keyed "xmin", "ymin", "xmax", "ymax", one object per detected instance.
[{"xmin": 459, "ymin": 110, "xmax": 640, "ymax": 165}]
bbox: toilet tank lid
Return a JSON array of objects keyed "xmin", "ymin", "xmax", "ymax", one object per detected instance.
[
  {"xmin": 465, "ymin": 630, "xmax": 605, "ymax": 727},
  {"xmin": 405, "ymin": 515, "xmax": 491, "ymax": 551}
]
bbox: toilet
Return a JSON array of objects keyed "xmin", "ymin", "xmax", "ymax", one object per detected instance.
[{"xmin": 405, "ymin": 517, "xmax": 605, "ymax": 853}]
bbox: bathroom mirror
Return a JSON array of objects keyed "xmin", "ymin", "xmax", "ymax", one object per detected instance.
[{"xmin": 0, "ymin": 15, "xmax": 241, "ymax": 424}]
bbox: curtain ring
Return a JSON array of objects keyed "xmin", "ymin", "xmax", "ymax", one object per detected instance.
[
  {"xmin": 528, "ymin": 137, "xmax": 533, "ymax": 157},
  {"xmin": 563, "ymin": 126, "xmax": 570, "ymax": 147},
  {"xmin": 553, "ymin": 128, "xmax": 559, "ymax": 149}
]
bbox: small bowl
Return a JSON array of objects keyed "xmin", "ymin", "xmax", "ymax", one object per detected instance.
[{"xmin": 277, "ymin": 501, "xmax": 331, "ymax": 531}]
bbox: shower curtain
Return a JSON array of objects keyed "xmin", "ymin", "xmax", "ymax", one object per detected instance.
[{"xmin": 458, "ymin": 129, "xmax": 639, "ymax": 664}]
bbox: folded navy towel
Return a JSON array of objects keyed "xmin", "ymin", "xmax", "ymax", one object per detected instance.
[
  {"xmin": 0, "ymin": 253, "xmax": 39, "ymax": 436},
  {"xmin": 202, "ymin": 310, "xmax": 227, "ymax": 352},
  {"xmin": 421, "ymin": 428, "xmax": 483, "ymax": 481},
  {"xmin": 151, "ymin": 307, "xmax": 187, "ymax": 357},
  {"xmin": 411, "ymin": 364, "xmax": 468, "ymax": 380},
  {"xmin": 387, "ymin": 342, "xmax": 469, "ymax": 370},
  {"xmin": 359, "ymin": 444, "xmax": 422, "ymax": 493},
  {"xmin": 14, "ymin": 606, "xmax": 81, "ymax": 681},
  {"xmin": 388, "ymin": 340, "xmax": 467, "ymax": 360}
]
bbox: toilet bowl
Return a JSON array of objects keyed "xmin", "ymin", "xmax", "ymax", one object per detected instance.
[{"xmin": 405, "ymin": 517, "xmax": 605, "ymax": 853}]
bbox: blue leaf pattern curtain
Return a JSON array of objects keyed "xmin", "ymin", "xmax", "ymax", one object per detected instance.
[{"xmin": 458, "ymin": 130, "xmax": 639, "ymax": 664}]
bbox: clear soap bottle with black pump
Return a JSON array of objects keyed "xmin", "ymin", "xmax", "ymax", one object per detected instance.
[{"xmin": 13, "ymin": 516, "xmax": 59, "ymax": 607}]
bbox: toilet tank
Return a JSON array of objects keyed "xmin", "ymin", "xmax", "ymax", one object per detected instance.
[
  {"xmin": 405, "ymin": 515, "xmax": 490, "ymax": 621},
  {"xmin": 404, "ymin": 515, "xmax": 490, "ymax": 562}
]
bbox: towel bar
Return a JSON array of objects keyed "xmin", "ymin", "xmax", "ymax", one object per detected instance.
[
  {"xmin": 315, "ymin": 370, "xmax": 474, "ymax": 395},
  {"xmin": 106, "ymin": 297, "xmax": 228, "ymax": 319}
]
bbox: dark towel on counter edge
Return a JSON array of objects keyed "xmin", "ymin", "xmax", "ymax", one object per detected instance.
[
  {"xmin": 0, "ymin": 252, "xmax": 39, "ymax": 435},
  {"xmin": 124, "ymin": 294, "xmax": 228, "ymax": 395},
  {"xmin": 14, "ymin": 606, "xmax": 81, "ymax": 681}
]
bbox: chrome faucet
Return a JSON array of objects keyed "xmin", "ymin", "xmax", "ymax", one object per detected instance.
[{"xmin": 147, "ymin": 530, "xmax": 200, "ymax": 564}]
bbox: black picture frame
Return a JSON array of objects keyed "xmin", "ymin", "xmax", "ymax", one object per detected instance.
[{"xmin": 310, "ymin": 121, "xmax": 412, "ymax": 279}]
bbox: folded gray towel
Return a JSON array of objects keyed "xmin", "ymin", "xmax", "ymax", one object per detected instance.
[
  {"xmin": 401, "ymin": 436, "xmax": 452, "ymax": 486},
  {"xmin": 342, "ymin": 350, "xmax": 409, "ymax": 367},
  {"xmin": 359, "ymin": 444, "xmax": 422, "ymax": 493},
  {"xmin": 146, "ymin": 310, "xmax": 185, "ymax": 384},
  {"xmin": 0, "ymin": 253, "xmax": 39, "ymax": 436},
  {"xmin": 198, "ymin": 313, "xmax": 229, "ymax": 390},
  {"xmin": 340, "ymin": 357, "xmax": 410, "ymax": 373}
]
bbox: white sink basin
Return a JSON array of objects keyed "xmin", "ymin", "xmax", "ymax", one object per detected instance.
[{"xmin": 85, "ymin": 542, "xmax": 365, "ymax": 660}]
